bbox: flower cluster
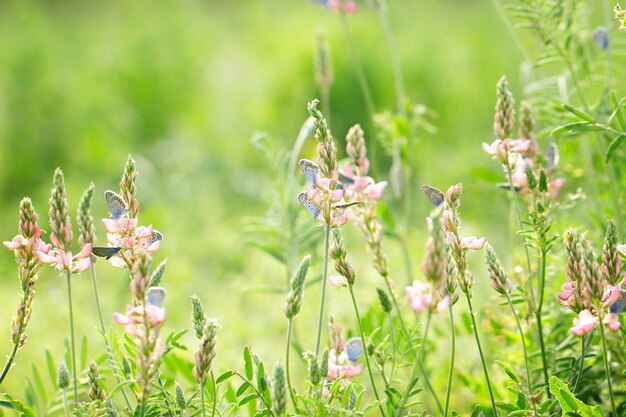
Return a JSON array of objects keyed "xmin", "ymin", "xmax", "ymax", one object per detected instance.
[
  {"xmin": 558, "ymin": 224, "xmax": 623, "ymax": 336},
  {"xmin": 298, "ymin": 100, "xmax": 352, "ymax": 227},
  {"xmin": 326, "ymin": 322, "xmax": 364, "ymax": 381},
  {"xmin": 483, "ymin": 77, "xmax": 564, "ymax": 200},
  {"xmin": 312, "ymin": 0, "xmax": 357, "ymax": 13},
  {"xmin": 406, "ymin": 210, "xmax": 453, "ymax": 313},
  {"xmin": 328, "ymin": 229, "xmax": 356, "ymax": 287}
]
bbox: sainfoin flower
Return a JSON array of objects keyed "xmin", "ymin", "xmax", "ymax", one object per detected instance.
[
  {"xmin": 37, "ymin": 244, "xmax": 92, "ymax": 273},
  {"xmin": 406, "ymin": 281, "xmax": 449, "ymax": 314},
  {"xmin": 570, "ymin": 309, "xmax": 597, "ymax": 336},
  {"xmin": 326, "ymin": 322, "xmax": 363, "ymax": 381},
  {"xmin": 113, "ymin": 302, "xmax": 167, "ymax": 338}
]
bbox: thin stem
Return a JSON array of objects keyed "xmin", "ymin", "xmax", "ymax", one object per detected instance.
[
  {"xmin": 394, "ymin": 310, "xmax": 433, "ymax": 417},
  {"xmin": 285, "ymin": 318, "xmax": 298, "ymax": 411},
  {"xmin": 534, "ymin": 251, "xmax": 549, "ymax": 396},
  {"xmin": 599, "ymin": 322, "xmax": 617, "ymax": 416},
  {"xmin": 0, "ymin": 338, "xmax": 19, "ymax": 384},
  {"xmin": 90, "ymin": 264, "xmax": 133, "ymax": 410},
  {"xmin": 210, "ymin": 371, "xmax": 217, "ymax": 417},
  {"xmin": 443, "ymin": 304, "xmax": 455, "ymax": 417},
  {"xmin": 504, "ymin": 293, "xmax": 533, "ymax": 396},
  {"xmin": 66, "ymin": 270, "xmax": 79, "ymax": 406},
  {"xmin": 200, "ymin": 380, "xmax": 206, "ymax": 417},
  {"xmin": 488, "ymin": 0, "xmax": 532, "ymax": 62},
  {"xmin": 399, "ymin": 238, "xmax": 414, "ymax": 286},
  {"xmin": 573, "ymin": 334, "xmax": 586, "ymax": 394},
  {"xmin": 348, "ymin": 286, "xmax": 386, "ymax": 417},
  {"xmin": 314, "ymin": 224, "xmax": 331, "ymax": 357},
  {"xmin": 465, "ymin": 293, "xmax": 498, "ymax": 417},
  {"xmin": 387, "ymin": 313, "xmax": 397, "ymax": 378},
  {"xmin": 384, "ymin": 280, "xmax": 443, "ymax": 414},
  {"xmin": 63, "ymin": 389, "xmax": 70, "ymax": 417}
]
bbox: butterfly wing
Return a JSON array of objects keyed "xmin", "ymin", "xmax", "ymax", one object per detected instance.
[
  {"xmin": 146, "ymin": 287, "xmax": 166, "ymax": 307},
  {"xmin": 299, "ymin": 159, "xmax": 319, "ymax": 188},
  {"xmin": 345, "ymin": 337, "xmax": 364, "ymax": 363},
  {"xmin": 333, "ymin": 201, "xmax": 362, "ymax": 210},
  {"xmin": 298, "ymin": 192, "xmax": 321, "ymax": 219},
  {"xmin": 92, "ymin": 246, "xmax": 121, "ymax": 260},
  {"xmin": 104, "ymin": 190, "xmax": 129, "ymax": 219},
  {"xmin": 545, "ymin": 143, "xmax": 559, "ymax": 171},
  {"xmin": 150, "ymin": 230, "xmax": 164, "ymax": 245},
  {"xmin": 610, "ymin": 289, "xmax": 626, "ymax": 314},
  {"xmin": 421, "ymin": 184, "xmax": 445, "ymax": 207}
]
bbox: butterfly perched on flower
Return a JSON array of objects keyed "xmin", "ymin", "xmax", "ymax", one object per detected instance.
[
  {"xmin": 92, "ymin": 246, "xmax": 121, "ymax": 260},
  {"xmin": 299, "ymin": 159, "xmax": 319, "ymax": 188},
  {"xmin": 146, "ymin": 287, "xmax": 166, "ymax": 308},
  {"xmin": 544, "ymin": 142, "xmax": 559, "ymax": 171},
  {"xmin": 104, "ymin": 190, "xmax": 129, "ymax": 219},
  {"xmin": 421, "ymin": 184, "xmax": 445, "ymax": 207},
  {"xmin": 150, "ymin": 230, "xmax": 164, "ymax": 245},
  {"xmin": 298, "ymin": 192, "xmax": 321, "ymax": 219},
  {"xmin": 610, "ymin": 289, "xmax": 626, "ymax": 315},
  {"xmin": 344, "ymin": 337, "xmax": 364, "ymax": 364}
]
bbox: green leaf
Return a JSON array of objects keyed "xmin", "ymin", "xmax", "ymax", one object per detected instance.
[
  {"xmin": 238, "ymin": 393, "xmax": 257, "ymax": 406},
  {"xmin": 256, "ymin": 361, "xmax": 266, "ymax": 393},
  {"xmin": 548, "ymin": 376, "xmax": 603, "ymax": 417},
  {"xmin": 236, "ymin": 381, "xmax": 251, "ymax": 397},
  {"xmin": 604, "ymin": 134, "xmax": 625, "ymax": 163},
  {"xmin": 495, "ymin": 360, "xmax": 521, "ymax": 383},
  {"xmin": 81, "ymin": 335, "xmax": 89, "ymax": 370},
  {"xmin": 45, "ymin": 350, "xmax": 57, "ymax": 387},
  {"xmin": 243, "ymin": 346, "xmax": 254, "ymax": 380},
  {"xmin": 563, "ymin": 104, "xmax": 595, "ymax": 123},
  {"xmin": 216, "ymin": 370, "xmax": 236, "ymax": 384}
]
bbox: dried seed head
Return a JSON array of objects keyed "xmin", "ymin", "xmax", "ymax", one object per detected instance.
[
  {"xmin": 120, "ymin": 156, "xmax": 140, "ymax": 219},
  {"xmin": 284, "ymin": 255, "xmax": 311, "ymax": 319},
  {"xmin": 314, "ymin": 29, "xmax": 334, "ymax": 90},
  {"xmin": 494, "ymin": 76, "xmax": 515, "ymax": 140},
  {"xmin": 376, "ymin": 288, "xmax": 393, "ymax": 313},
  {"xmin": 175, "ymin": 382, "xmax": 186, "ymax": 411},
  {"xmin": 193, "ymin": 319, "xmax": 220, "ymax": 384},
  {"xmin": 57, "ymin": 360, "xmax": 70, "ymax": 390},
  {"xmin": 519, "ymin": 101, "xmax": 535, "ymax": 140},
  {"xmin": 602, "ymin": 220, "xmax": 621, "ymax": 285},
  {"xmin": 484, "ymin": 243, "xmax": 511, "ymax": 295},
  {"xmin": 272, "ymin": 363, "xmax": 287, "ymax": 416},
  {"xmin": 87, "ymin": 360, "xmax": 106, "ymax": 402},
  {"xmin": 77, "ymin": 182, "xmax": 96, "ymax": 247},
  {"xmin": 48, "ymin": 168, "xmax": 72, "ymax": 251},
  {"xmin": 191, "ymin": 294, "xmax": 207, "ymax": 339}
]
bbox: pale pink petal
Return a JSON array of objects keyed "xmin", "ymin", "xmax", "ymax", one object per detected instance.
[
  {"xmin": 329, "ymin": 275, "xmax": 348, "ymax": 287},
  {"xmin": 74, "ymin": 243, "xmax": 92, "ymax": 259},
  {"xmin": 367, "ymin": 181, "xmax": 387, "ymax": 201},
  {"xmin": 342, "ymin": 363, "xmax": 364, "ymax": 377},
  {"xmin": 603, "ymin": 313, "xmax": 621, "ymax": 331},
  {"xmin": 72, "ymin": 257, "xmax": 91, "ymax": 273},
  {"xmin": 37, "ymin": 251, "xmax": 58, "ymax": 264},
  {"xmin": 462, "ymin": 236, "xmax": 485, "ymax": 250}
]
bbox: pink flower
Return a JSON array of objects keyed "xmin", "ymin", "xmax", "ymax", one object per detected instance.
[
  {"xmin": 102, "ymin": 218, "xmax": 138, "ymax": 235},
  {"xmin": 113, "ymin": 304, "xmax": 167, "ymax": 338},
  {"xmin": 570, "ymin": 309, "xmax": 597, "ymax": 336},
  {"xmin": 558, "ymin": 281, "xmax": 577, "ymax": 307},
  {"xmin": 37, "ymin": 244, "xmax": 92, "ymax": 273},
  {"xmin": 327, "ymin": 349, "xmax": 364, "ymax": 380},
  {"xmin": 435, "ymin": 296, "xmax": 450, "ymax": 313},
  {"xmin": 328, "ymin": 0, "xmax": 357, "ymax": 13},
  {"xmin": 406, "ymin": 281, "xmax": 432, "ymax": 313},
  {"xmin": 462, "ymin": 236, "xmax": 485, "ymax": 250},
  {"xmin": 4, "ymin": 226, "xmax": 52, "ymax": 254},
  {"xmin": 329, "ymin": 275, "xmax": 348, "ymax": 287},
  {"xmin": 603, "ymin": 313, "xmax": 621, "ymax": 332},
  {"xmin": 602, "ymin": 282, "xmax": 623, "ymax": 307},
  {"xmin": 549, "ymin": 178, "xmax": 565, "ymax": 199},
  {"xmin": 366, "ymin": 181, "xmax": 387, "ymax": 201}
]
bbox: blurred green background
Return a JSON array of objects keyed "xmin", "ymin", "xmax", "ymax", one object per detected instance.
[{"xmin": 0, "ymin": 0, "xmax": 604, "ymax": 408}]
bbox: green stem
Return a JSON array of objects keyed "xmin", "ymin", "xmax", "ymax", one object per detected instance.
[
  {"xmin": 210, "ymin": 371, "xmax": 217, "ymax": 417},
  {"xmin": 488, "ymin": 0, "xmax": 531, "ymax": 62},
  {"xmin": 534, "ymin": 251, "xmax": 549, "ymax": 396},
  {"xmin": 63, "ymin": 389, "xmax": 70, "ymax": 417},
  {"xmin": 66, "ymin": 270, "xmax": 79, "ymax": 406},
  {"xmin": 387, "ymin": 313, "xmax": 397, "ymax": 379},
  {"xmin": 200, "ymin": 380, "xmax": 206, "ymax": 417},
  {"xmin": 90, "ymin": 264, "xmax": 133, "ymax": 410},
  {"xmin": 394, "ymin": 310, "xmax": 433, "ymax": 417},
  {"xmin": 384, "ymin": 280, "xmax": 442, "ymax": 414},
  {"xmin": 443, "ymin": 303, "xmax": 455, "ymax": 417},
  {"xmin": 285, "ymin": 318, "xmax": 298, "ymax": 411},
  {"xmin": 314, "ymin": 224, "xmax": 331, "ymax": 357},
  {"xmin": 504, "ymin": 293, "xmax": 533, "ymax": 397},
  {"xmin": 235, "ymin": 373, "xmax": 276, "ymax": 417},
  {"xmin": 348, "ymin": 286, "xmax": 386, "ymax": 417},
  {"xmin": 375, "ymin": 0, "xmax": 405, "ymax": 118},
  {"xmin": 465, "ymin": 293, "xmax": 498, "ymax": 417},
  {"xmin": 399, "ymin": 238, "xmax": 414, "ymax": 286},
  {"xmin": 0, "ymin": 337, "xmax": 19, "ymax": 385},
  {"xmin": 599, "ymin": 322, "xmax": 617, "ymax": 416},
  {"xmin": 573, "ymin": 334, "xmax": 586, "ymax": 394}
]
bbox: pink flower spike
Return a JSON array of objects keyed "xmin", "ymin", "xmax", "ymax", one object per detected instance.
[
  {"xmin": 570, "ymin": 310, "xmax": 597, "ymax": 336},
  {"xmin": 102, "ymin": 218, "xmax": 138, "ymax": 234},
  {"xmin": 367, "ymin": 181, "xmax": 388, "ymax": 201},
  {"xmin": 3, "ymin": 235, "xmax": 27, "ymax": 250},
  {"xmin": 603, "ymin": 313, "xmax": 621, "ymax": 331},
  {"xmin": 602, "ymin": 283, "xmax": 622, "ymax": 307},
  {"xmin": 462, "ymin": 236, "xmax": 485, "ymax": 250},
  {"xmin": 406, "ymin": 281, "xmax": 431, "ymax": 313}
]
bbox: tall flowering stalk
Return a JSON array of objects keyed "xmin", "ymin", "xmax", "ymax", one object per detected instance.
[
  {"xmin": 283, "ymin": 254, "xmax": 311, "ymax": 411},
  {"xmin": 0, "ymin": 198, "xmax": 51, "ymax": 384},
  {"xmin": 328, "ymin": 229, "xmax": 385, "ymax": 417},
  {"xmin": 441, "ymin": 184, "xmax": 497, "ymax": 416},
  {"xmin": 299, "ymin": 99, "xmax": 347, "ymax": 358},
  {"xmin": 558, "ymin": 225, "xmax": 622, "ymax": 414},
  {"xmin": 42, "ymin": 168, "xmax": 93, "ymax": 404},
  {"xmin": 114, "ymin": 252, "xmax": 167, "ymax": 416},
  {"xmin": 485, "ymin": 243, "xmax": 533, "ymax": 403},
  {"xmin": 193, "ymin": 319, "xmax": 220, "ymax": 417}
]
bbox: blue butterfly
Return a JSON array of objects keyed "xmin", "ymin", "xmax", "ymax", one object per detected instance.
[
  {"xmin": 421, "ymin": 184, "xmax": 444, "ymax": 207},
  {"xmin": 104, "ymin": 190, "xmax": 129, "ymax": 219},
  {"xmin": 345, "ymin": 337, "xmax": 364, "ymax": 364},
  {"xmin": 299, "ymin": 159, "xmax": 319, "ymax": 188},
  {"xmin": 298, "ymin": 192, "xmax": 321, "ymax": 219},
  {"xmin": 92, "ymin": 246, "xmax": 121, "ymax": 260},
  {"xmin": 146, "ymin": 287, "xmax": 166, "ymax": 308},
  {"xmin": 609, "ymin": 289, "xmax": 626, "ymax": 314}
]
